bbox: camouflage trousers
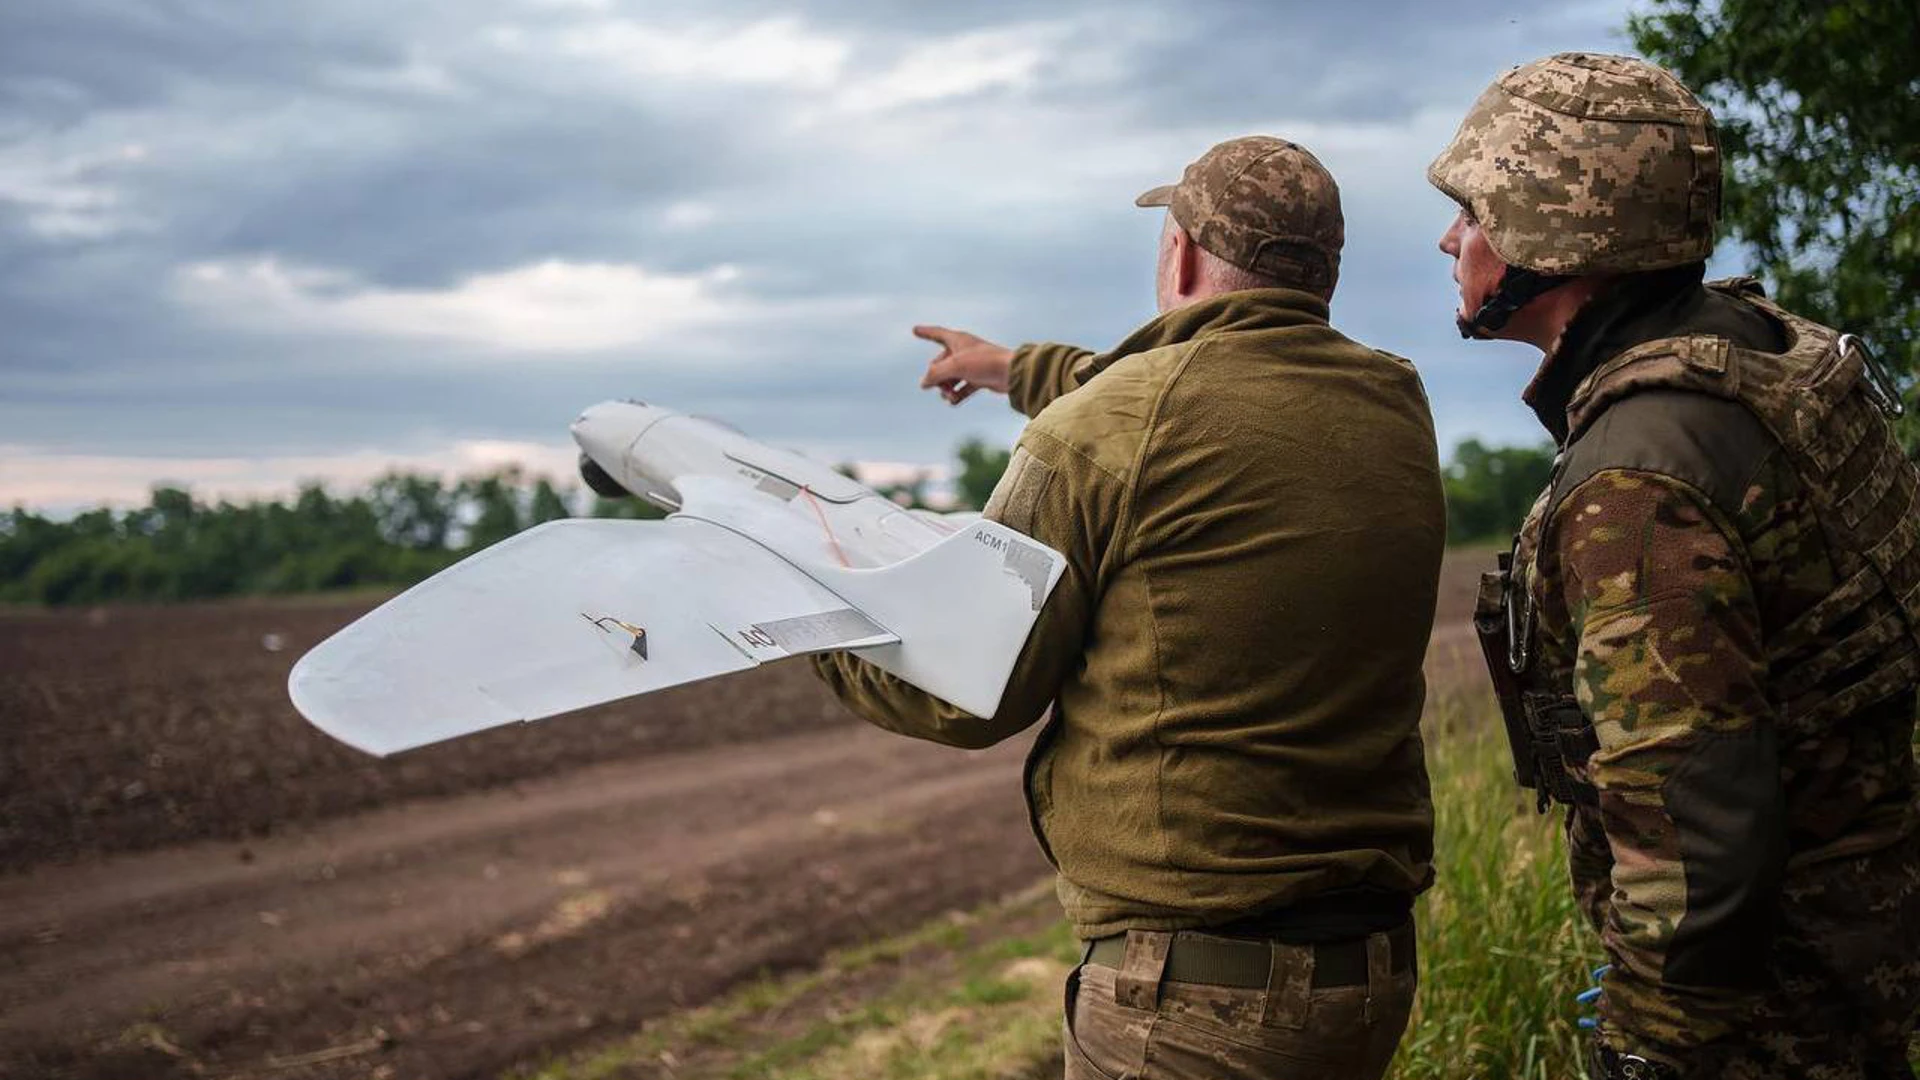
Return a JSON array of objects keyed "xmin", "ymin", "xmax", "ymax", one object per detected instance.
[
  {"xmin": 1647, "ymin": 833, "xmax": 1920, "ymax": 1078},
  {"xmin": 1062, "ymin": 927, "xmax": 1414, "ymax": 1079}
]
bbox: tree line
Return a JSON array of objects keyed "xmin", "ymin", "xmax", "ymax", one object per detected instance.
[
  {"xmin": 0, "ymin": 469, "xmax": 650, "ymax": 607},
  {"xmin": 0, "ymin": 438, "xmax": 1550, "ymax": 606}
]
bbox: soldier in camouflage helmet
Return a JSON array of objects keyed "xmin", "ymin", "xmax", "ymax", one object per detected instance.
[
  {"xmin": 1432, "ymin": 52, "xmax": 1920, "ymax": 1078},
  {"xmin": 814, "ymin": 135, "xmax": 1448, "ymax": 1078}
]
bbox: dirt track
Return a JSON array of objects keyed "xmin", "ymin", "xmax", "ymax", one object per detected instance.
[
  {"xmin": 0, "ymin": 553, "xmax": 1491, "ymax": 1080},
  {"xmin": 0, "ymin": 721, "xmax": 1045, "ymax": 1079}
]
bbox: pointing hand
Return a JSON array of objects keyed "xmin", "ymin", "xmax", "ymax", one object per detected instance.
[{"xmin": 913, "ymin": 324, "xmax": 1013, "ymax": 406}]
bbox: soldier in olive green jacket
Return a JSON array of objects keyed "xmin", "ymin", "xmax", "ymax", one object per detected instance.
[{"xmin": 811, "ymin": 136, "xmax": 1447, "ymax": 1079}]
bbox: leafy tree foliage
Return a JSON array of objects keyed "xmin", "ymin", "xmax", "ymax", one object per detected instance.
[
  {"xmin": 460, "ymin": 469, "xmax": 526, "ymax": 551},
  {"xmin": 1442, "ymin": 439, "xmax": 1557, "ymax": 544},
  {"xmin": 369, "ymin": 473, "xmax": 453, "ymax": 549},
  {"xmin": 4, "ymin": 482, "xmax": 452, "ymax": 606},
  {"xmin": 2, "ymin": 436, "xmax": 1014, "ymax": 604},
  {"xmin": 1629, "ymin": 0, "xmax": 1918, "ymax": 402},
  {"xmin": 529, "ymin": 478, "xmax": 572, "ymax": 526},
  {"xmin": 0, "ymin": 468, "xmax": 594, "ymax": 606},
  {"xmin": 954, "ymin": 438, "xmax": 1013, "ymax": 511}
]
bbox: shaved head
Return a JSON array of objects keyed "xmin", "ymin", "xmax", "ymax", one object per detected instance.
[{"xmin": 1156, "ymin": 214, "xmax": 1330, "ymax": 313}]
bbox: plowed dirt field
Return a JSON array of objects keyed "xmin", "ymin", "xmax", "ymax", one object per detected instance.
[{"xmin": 0, "ymin": 554, "xmax": 1487, "ymax": 1080}]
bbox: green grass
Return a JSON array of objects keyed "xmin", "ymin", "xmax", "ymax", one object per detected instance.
[
  {"xmin": 512, "ymin": 887, "xmax": 1079, "ymax": 1080},
  {"xmin": 704, "ymin": 915, "xmax": 1080, "ymax": 1080},
  {"xmin": 517, "ymin": 691, "xmax": 1605, "ymax": 1080},
  {"xmin": 1389, "ymin": 690, "xmax": 1600, "ymax": 1078}
]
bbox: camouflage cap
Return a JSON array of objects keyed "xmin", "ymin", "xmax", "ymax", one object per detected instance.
[
  {"xmin": 1427, "ymin": 52, "xmax": 1720, "ymax": 275},
  {"xmin": 1136, "ymin": 135, "xmax": 1343, "ymax": 294}
]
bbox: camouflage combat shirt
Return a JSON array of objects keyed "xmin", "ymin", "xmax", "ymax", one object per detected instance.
[
  {"xmin": 813, "ymin": 288, "xmax": 1446, "ymax": 940},
  {"xmin": 1515, "ymin": 268, "xmax": 1920, "ymax": 1064}
]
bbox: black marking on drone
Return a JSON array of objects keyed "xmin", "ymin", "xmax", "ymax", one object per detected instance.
[{"xmin": 583, "ymin": 613, "xmax": 649, "ymax": 659}]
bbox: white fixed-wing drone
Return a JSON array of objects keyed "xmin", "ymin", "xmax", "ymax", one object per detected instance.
[{"xmin": 288, "ymin": 401, "xmax": 1066, "ymax": 756}]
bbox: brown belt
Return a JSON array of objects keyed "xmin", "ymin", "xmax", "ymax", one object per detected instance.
[{"xmin": 1083, "ymin": 920, "xmax": 1414, "ymax": 990}]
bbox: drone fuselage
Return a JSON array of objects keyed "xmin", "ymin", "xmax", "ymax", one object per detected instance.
[{"xmin": 570, "ymin": 400, "xmax": 957, "ymax": 568}]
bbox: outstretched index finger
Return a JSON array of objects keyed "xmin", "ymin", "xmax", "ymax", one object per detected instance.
[{"xmin": 912, "ymin": 324, "xmax": 962, "ymax": 351}]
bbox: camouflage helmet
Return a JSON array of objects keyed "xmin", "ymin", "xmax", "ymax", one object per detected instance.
[{"xmin": 1428, "ymin": 52, "xmax": 1721, "ymax": 275}]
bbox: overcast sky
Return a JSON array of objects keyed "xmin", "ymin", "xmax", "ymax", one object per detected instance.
[{"xmin": 0, "ymin": 0, "xmax": 1665, "ymax": 511}]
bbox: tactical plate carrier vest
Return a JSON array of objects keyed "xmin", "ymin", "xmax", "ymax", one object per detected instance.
[{"xmin": 1476, "ymin": 279, "xmax": 1920, "ymax": 811}]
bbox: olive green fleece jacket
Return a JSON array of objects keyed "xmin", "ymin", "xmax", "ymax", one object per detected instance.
[{"xmin": 812, "ymin": 288, "xmax": 1445, "ymax": 939}]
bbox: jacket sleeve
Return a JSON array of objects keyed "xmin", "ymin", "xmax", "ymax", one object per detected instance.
[
  {"xmin": 1549, "ymin": 469, "xmax": 1786, "ymax": 1062},
  {"xmin": 809, "ymin": 424, "xmax": 1121, "ymax": 749},
  {"xmin": 1006, "ymin": 343, "xmax": 1096, "ymax": 418}
]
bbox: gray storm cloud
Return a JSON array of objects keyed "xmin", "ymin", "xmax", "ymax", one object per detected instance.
[{"xmin": 0, "ymin": 0, "xmax": 1629, "ymax": 508}]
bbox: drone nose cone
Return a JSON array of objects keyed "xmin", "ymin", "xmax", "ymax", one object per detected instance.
[
  {"xmin": 571, "ymin": 400, "xmax": 676, "ymax": 472},
  {"xmin": 571, "ymin": 400, "xmax": 625, "ymax": 435},
  {"xmin": 570, "ymin": 404, "xmax": 627, "ymax": 466}
]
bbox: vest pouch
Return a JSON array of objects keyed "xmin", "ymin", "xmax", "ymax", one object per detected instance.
[
  {"xmin": 1475, "ymin": 561, "xmax": 1542, "ymax": 803},
  {"xmin": 1522, "ymin": 692, "xmax": 1600, "ymax": 809}
]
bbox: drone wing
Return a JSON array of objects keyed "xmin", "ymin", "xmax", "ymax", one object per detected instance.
[{"xmin": 288, "ymin": 517, "xmax": 897, "ymax": 756}]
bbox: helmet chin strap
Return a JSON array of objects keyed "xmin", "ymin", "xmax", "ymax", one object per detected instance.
[{"xmin": 1457, "ymin": 266, "xmax": 1575, "ymax": 339}]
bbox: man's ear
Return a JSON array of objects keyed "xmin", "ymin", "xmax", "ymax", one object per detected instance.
[{"xmin": 1172, "ymin": 225, "xmax": 1200, "ymax": 300}]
